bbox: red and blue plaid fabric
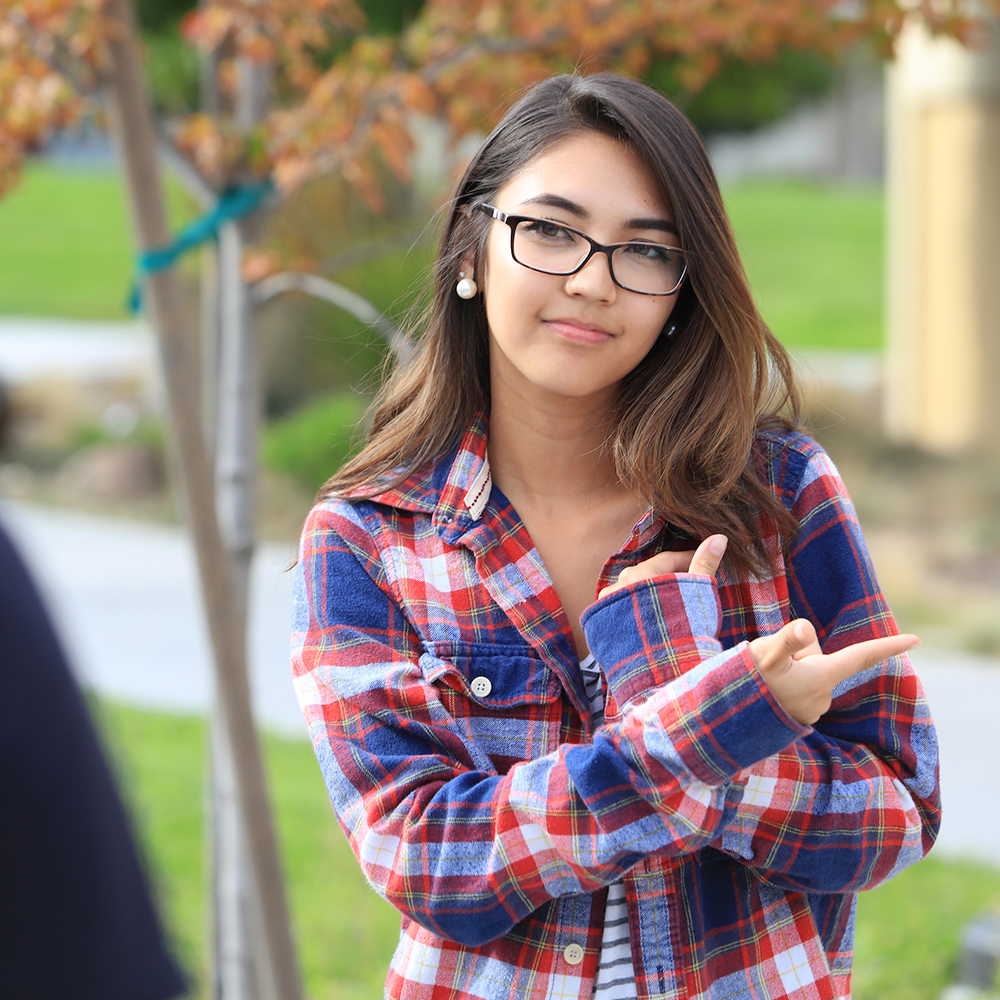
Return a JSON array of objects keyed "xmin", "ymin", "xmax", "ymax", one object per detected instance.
[{"xmin": 292, "ymin": 416, "xmax": 940, "ymax": 1000}]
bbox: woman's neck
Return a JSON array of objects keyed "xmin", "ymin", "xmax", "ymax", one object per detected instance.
[
  {"xmin": 487, "ymin": 386, "xmax": 622, "ymax": 511},
  {"xmin": 487, "ymin": 382, "xmax": 646, "ymax": 658}
]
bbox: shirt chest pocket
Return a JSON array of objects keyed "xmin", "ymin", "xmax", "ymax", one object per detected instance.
[{"xmin": 418, "ymin": 643, "xmax": 563, "ymax": 774}]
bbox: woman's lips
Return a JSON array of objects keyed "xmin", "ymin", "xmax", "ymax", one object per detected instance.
[{"xmin": 544, "ymin": 319, "xmax": 613, "ymax": 345}]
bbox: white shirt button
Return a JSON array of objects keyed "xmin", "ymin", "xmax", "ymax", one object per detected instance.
[
  {"xmin": 563, "ymin": 942, "xmax": 584, "ymax": 965},
  {"xmin": 470, "ymin": 676, "xmax": 492, "ymax": 698}
]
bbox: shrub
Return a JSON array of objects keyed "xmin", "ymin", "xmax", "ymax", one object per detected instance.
[
  {"xmin": 647, "ymin": 48, "xmax": 836, "ymax": 135},
  {"xmin": 261, "ymin": 390, "xmax": 367, "ymax": 493}
]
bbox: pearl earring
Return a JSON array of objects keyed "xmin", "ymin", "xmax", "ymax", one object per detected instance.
[
  {"xmin": 664, "ymin": 324, "xmax": 677, "ymax": 338},
  {"xmin": 456, "ymin": 271, "xmax": 478, "ymax": 299}
]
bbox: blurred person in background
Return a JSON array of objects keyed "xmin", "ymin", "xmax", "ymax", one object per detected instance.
[
  {"xmin": 0, "ymin": 378, "xmax": 188, "ymax": 999},
  {"xmin": 292, "ymin": 74, "xmax": 940, "ymax": 1000}
]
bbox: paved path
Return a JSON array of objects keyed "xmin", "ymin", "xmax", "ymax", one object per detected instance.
[
  {"xmin": 0, "ymin": 316, "xmax": 154, "ymax": 385},
  {"xmin": 3, "ymin": 501, "xmax": 304, "ymax": 736},
  {"xmin": 905, "ymin": 647, "xmax": 1000, "ymax": 867},
  {"xmin": 0, "ymin": 316, "xmax": 883, "ymax": 393},
  {"xmin": 2, "ymin": 499, "xmax": 997, "ymax": 867}
]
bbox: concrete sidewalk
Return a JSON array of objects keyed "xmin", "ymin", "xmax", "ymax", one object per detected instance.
[
  {"xmin": 0, "ymin": 316, "xmax": 884, "ymax": 394},
  {"xmin": 0, "ymin": 316, "xmax": 154, "ymax": 385},
  {"xmin": 907, "ymin": 648, "xmax": 1000, "ymax": 868},
  {"xmin": 2, "ymin": 499, "xmax": 997, "ymax": 867},
  {"xmin": 2, "ymin": 500, "xmax": 303, "ymax": 736}
]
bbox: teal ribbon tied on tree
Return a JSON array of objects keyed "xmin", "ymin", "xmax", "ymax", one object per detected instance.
[{"xmin": 128, "ymin": 179, "xmax": 274, "ymax": 313}]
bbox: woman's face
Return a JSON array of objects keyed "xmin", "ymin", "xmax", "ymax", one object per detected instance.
[{"xmin": 478, "ymin": 130, "xmax": 680, "ymax": 411}]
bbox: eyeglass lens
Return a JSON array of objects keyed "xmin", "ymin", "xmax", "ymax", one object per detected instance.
[{"xmin": 512, "ymin": 219, "xmax": 683, "ymax": 295}]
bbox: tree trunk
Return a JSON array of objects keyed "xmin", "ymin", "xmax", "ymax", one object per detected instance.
[
  {"xmin": 100, "ymin": 5, "xmax": 302, "ymax": 999},
  {"xmin": 212, "ymin": 211, "xmax": 267, "ymax": 999},
  {"xmin": 206, "ymin": 42, "xmax": 279, "ymax": 1000}
]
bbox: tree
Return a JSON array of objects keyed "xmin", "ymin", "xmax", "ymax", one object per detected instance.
[
  {"xmin": 179, "ymin": 0, "xmax": 994, "ymax": 204},
  {"xmin": 4, "ymin": 0, "xmax": 990, "ymax": 204},
  {"xmin": 0, "ymin": 0, "xmax": 101, "ymax": 196}
]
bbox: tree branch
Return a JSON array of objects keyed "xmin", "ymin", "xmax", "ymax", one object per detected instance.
[
  {"xmin": 156, "ymin": 128, "xmax": 217, "ymax": 208},
  {"xmin": 252, "ymin": 270, "xmax": 412, "ymax": 361}
]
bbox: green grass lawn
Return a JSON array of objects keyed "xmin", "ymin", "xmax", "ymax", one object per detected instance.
[
  {"xmin": 723, "ymin": 180, "xmax": 884, "ymax": 351},
  {"xmin": 0, "ymin": 164, "xmax": 884, "ymax": 350},
  {"xmin": 95, "ymin": 700, "xmax": 998, "ymax": 1000},
  {"xmin": 95, "ymin": 701, "xmax": 400, "ymax": 1000},
  {"xmin": 0, "ymin": 162, "xmax": 196, "ymax": 319}
]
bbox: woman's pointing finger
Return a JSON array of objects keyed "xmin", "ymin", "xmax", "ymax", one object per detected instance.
[{"xmin": 818, "ymin": 634, "xmax": 921, "ymax": 688}]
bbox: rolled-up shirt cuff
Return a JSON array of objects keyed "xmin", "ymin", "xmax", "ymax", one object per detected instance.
[{"xmin": 582, "ymin": 574, "xmax": 723, "ymax": 708}]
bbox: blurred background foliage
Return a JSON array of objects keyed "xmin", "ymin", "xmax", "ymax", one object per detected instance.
[
  {"xmin": 136, "ymin": 0, "xmax": 837, "ymax": 134},
  {"xmin": 261, "ymin": 389, "xmax": 366, "ymax": 493},
  {"xmin": 648, "ymin": 48, "xmax": 834, "ymax": 134},
  {"xmin": 135, "ymin": 0, "xmax": 428, "ymax": 113}
]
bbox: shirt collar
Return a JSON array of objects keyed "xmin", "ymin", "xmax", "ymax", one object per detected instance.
[
  {"xmin": 366, "ymin": 412, "xmax": 669, "ymax": 551},
  {"xmin": 366, "ymin": 413, "xmax": 492, "ymax": 524}
]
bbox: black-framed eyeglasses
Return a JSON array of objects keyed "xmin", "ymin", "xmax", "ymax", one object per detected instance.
[{"xmin": 476, "ymin": 203, "xmax": 687, "ymax": 296}]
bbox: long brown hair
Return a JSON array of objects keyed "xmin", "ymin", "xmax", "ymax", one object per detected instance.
[{"xmin": 322, "ymin": 73, "xmax": 801, "ymax": 577}]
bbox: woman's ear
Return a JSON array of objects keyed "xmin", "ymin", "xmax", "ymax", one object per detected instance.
[
  {"xmin": 450, "ymin": 203, "xmax": 485, "ymax": 296},
  {"xmin": 456, "ymin": 259, "xmax": 479, "ymax": 300}
]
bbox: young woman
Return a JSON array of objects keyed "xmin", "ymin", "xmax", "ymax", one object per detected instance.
[{"xmin": 292, "ymin": 73, "xmax": 940, "ymax": 1000}]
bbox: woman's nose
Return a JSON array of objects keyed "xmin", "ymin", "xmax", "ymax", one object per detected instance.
[{"xmin": 564, "ymin": 250, "xmax": 617, "ymax": 301}]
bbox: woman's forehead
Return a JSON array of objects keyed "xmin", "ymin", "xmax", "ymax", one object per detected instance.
[{"xmin": 494, "ymin": 132, "xmax": 673, "ymax": 226}]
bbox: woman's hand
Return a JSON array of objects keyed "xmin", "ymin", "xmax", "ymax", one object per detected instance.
[
  {"xmin": 598, "ymin": 532, "xmax": 920, "ymax": 727},
  {"xmin": 749, "ymin": 620, "xmax": 919, "ymax": 726},
  {"xmin": 598, "ymin": 533, "xmax": 728, "ymax": 600}
]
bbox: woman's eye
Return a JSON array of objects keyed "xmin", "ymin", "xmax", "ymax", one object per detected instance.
[
  {"xmin": 522, "ymin": 220, "xmax": 574, "ymax": 241},
  {"xmin": 623, "ymin": 243, "xmax": 672, "ymax": 265}
]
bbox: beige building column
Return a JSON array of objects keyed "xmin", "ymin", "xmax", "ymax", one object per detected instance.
[{"xmin": 885, "ymin": 11, "xmax": 1000, "ymax": 453}]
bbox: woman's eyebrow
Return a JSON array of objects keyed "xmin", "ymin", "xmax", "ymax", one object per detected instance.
[
  {"xmin": 521, "ymin": 194, "xmax": 589, "ymax": 218},
  {"xmin": 520, "ymin": 195, "xmax": 679, "ymax": 239},
  {"xmin": 623, "ymin": 216, "xmax": 680, "ymax": 239}
]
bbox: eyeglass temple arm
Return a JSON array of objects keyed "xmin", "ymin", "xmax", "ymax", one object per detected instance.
[{"xmin": 476, "ymin": 203, "xmax": 506, "ymax": 223}]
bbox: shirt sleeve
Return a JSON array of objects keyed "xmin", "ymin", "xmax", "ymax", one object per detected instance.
[
  {"xmin": 292, "ymin": 501, "xmax": 807, "ymax": 948},
  {"xmin": 706, "ymin": 439, "xmax": 939, "ymax": 892}
]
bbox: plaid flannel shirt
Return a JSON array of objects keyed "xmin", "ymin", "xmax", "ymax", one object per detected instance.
[{"xmin": 292, "ymin": 415, "xmax": 940, "ymax": 1000}]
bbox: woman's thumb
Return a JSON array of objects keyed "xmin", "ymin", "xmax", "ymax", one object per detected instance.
[
  {"xmin": 789, "ymin": 618, "xmax": 817, "ymax": 650},
  {"xmin": 753, "ymin": 619, "xmax": 816, "ymax": 672}
]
